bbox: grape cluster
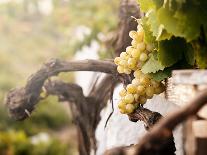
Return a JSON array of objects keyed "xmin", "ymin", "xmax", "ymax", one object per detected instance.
[
  {"xmin": 114, "ymin": 25, "xmax": 165, "ymax": 114},
  {"xmin": 114, "ymin": 25, "xmax": 153, "ymax": 74}
]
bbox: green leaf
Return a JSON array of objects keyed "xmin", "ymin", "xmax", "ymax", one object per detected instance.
[
  {"xmin": 137, "ymin": 0, "xmax": 155, "ymax": 12},
  {"xmin": 141, "ymin": 53, "xmax": 165, "ymax": 73},
  {"xmin": 141, "ymin": 17, "xmax": 156, "ymax": 44},
  {"xmin": 184, "ymin": 44, "xmax": 195, "ymax": 65},
  {"xmin": 156, "ymin": 1, "xmax": 207, "ymax": 42},
  {"xmin": 157, "ymin": 37, "xmax": 186, "ymax": 67},
  {"xmin": 149, "ymin": 68, "xmax": 171, "ymax": 81},
  {"xmin": 147, "ymin": 10, "xmax": 172, "ymax": 41},
  {"xmin": 156, "ymin": 25, "xmax": 172, "ymax": 41}
]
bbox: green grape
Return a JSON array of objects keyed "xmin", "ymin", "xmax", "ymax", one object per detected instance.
[
  {"xmin": 137, "ymin": 42, "xmax": 146, "ymax": 52},
  {"xmin": 118, "ymin": 100, "xmax": 126, "ymax": 109},
  {"xmin": 139, "ymin": 76, "xmax": 150, "ymax": 85},
  {"xmin": 129, "ymin": 30, "xmax": 137, "ymax": 39},
  {"xmin": 126, "ymin": 46, "xmax": 133, "ymax": 54},
  {"xmin": 126, "ymin": 84, "xmax": 137, "ymax": 94},
  {"xmin": 146, "ymin": 86, "xmax": 154, "ymax": 97},
  {"xmin": 131, "ymin": 49, "xmax": 140, "ymax": 58},
  {"xmin": 119, "ymin": 88, "xmax": 127, "ymax": 97},
  {"xmin": 123, "ymin": 68, "xmax": 131, "ymax": 74},
  {"xmin": 120, "ymin": 52, "xmax": 128, "ymax": 59},
  {"xmin": 137, "ymin": 85, "xmax": 145, "ymax": 94},
  {"xmin": 139, "ymin": 53, "xmax": 148, "ymax": 62},
  {"xmin": 131, "ymin": 40, "xmax": 138, "ymax": 48},
  {"xmin": 127, "ymin": 58, "xmax": 137, "ymax": 69},
  {"xmin": 136, "ymin": 32, "xmax": 144, "ymax": 43},
  {"xmin": 119, "ymin": 60, "xmax": 128, "ymax": 67},
  {"xmin": 114, "ymin": 57, "xmax": 121, "ymax": 65},
  {"xmin": 117, "ymin": 66, "xmax": 124, "ymax": 73},
  {"xmin": 126, "ymin": 104, "xmax": 135, "ymax": 113},
  {"xmin": 134, "ymin": 69, "xmax": 143, "ymax": 78},
  {"xmin": 124, "ymin": 93, "xmax": 134, "ymax": 104},
  {"xmin": 114, "ymin": 24, "xmax": 166, "ymax": 115},
  {"xmin": 134, "ymin": 94, "xmax": 139, "ymax": 102},
  {"xmin": 132, "ymin": 78, "xmax": 140, "ymax": 86}
]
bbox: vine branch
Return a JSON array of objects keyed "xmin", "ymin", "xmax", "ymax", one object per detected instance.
[{"xmin": 5, "ymin": 59, "xmax": 118, "ymax": 121}]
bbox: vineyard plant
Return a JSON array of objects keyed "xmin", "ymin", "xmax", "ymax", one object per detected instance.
[{"xmin": 4, "ymin": 0, "xmax": 207, "ymax": 155}]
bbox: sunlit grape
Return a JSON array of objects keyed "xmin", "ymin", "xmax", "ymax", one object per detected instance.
[
  {"xmin": 139, "ymin": 76, "xmax": 150, "ymax": 85},
  {"xmin": 137, "ymin": 85, "xmax": 145, "ymax": 94},
  {"xmin": 114, "ymin": 57, "xmax": 121, "ymax": 65},
  {"xmin": 126, "ymin": 84, "xmax": 137, "ymax": 94},
  {"xmin": 124, "ymin": 93, "xmax": 134, "ymax": 104},
  {"xmin": 131, "ymin": 49, "xmax": 140, "ymax": 58},
  {"xmin": 120, "ymin": 52, "xmax": 128, "ymax": 59},
  {"xmin": 114, "ymin": 24, "xmax": 165, "ymax": 114},
  {"xmin": 127, "ymin": 58, "xmax": 137, "ymax": 69},
  {"xmin": 119, "ymin": 60, "xmax": 128, "ymax": 67},
  {"xmin": 132, "ymin": 78, "xmax": 140, "ymax": 86},
  {"xmin": 134, "ymin": 69, "xmax": 143, "ymax": 78},
  {"xmin": 126, "ymin": 104, "xmax": 135, "ymax": 113},
  {"xmin": 118, "ymin": 100, "xmax": 126, "ymax": 109},
  {"xmin": 129, "ymin": 30, "xmax": 137, "ymax": 39},
  {"xmin": 117, "ymin": 66, "xmax": 124, "ymax": 73},
  {"xmin": 137, "ymin": 42, "xmax": 146, "ymax": 52},
  {"xmin": 146, "ymin": 86, "xmax": 154, "ymax": 97},
  {"xmin": 134, "ymin": 94, "xmax": 139, "ymax": 101},
  {"xmin": 131, "ymin": 40, "xmax": 138, "ymax": 47},
  {"xmin": 119, "ymin": 88, "xmax": 127, "ymax": 97},
  {"xmin": 123, "ymin": 68, "xmax": 131, "ymax": 74},
  {"xmin": 139, "ymin": 53, "xmax": 148, "ymax": 62}
]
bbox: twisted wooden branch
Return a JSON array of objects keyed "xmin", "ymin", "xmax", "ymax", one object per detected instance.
[{"xmin": 5, "ymin": 59, "xmax": 118, "ymax": 120}]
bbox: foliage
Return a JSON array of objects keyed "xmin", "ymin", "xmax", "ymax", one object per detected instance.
[
  {"xmin": 141, "ymin": 53, "xmax": 165, "ymax": 74},
  {"xmin": 0, "ymin": 96, "xmax": 71, "ymax": 135},
  {"xmin": 0, "ymin": 130, "xmax": 72, "ymax": 155},
  {"xmin": 137, "ymin": 0, "xmax": 207, "ymax": 81}
]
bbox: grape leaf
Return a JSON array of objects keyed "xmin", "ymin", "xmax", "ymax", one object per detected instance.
[
  {"xmin": 157, "ymin": 37, "xmax": 186, "ymax": 67},
  {"xmin": 149, "ymin": 68, "xmax": 171, "ymax": 81},
  {"xmin": 184, "ymin": 44, "xmax": 195, "ymax": 66},
  {"xmin": 141, "ymin": 53, "xmax": 165, "ymax": 73},
  {"xmin": 147, "ymin": 10, "xmax": 172, "ymax": 41},
  {"xmin": 141, "ymin": 17, "xmax": 155, "ymax": 44},
  {"xmin": 157, "ymin": 1, "xmax": 207, "ymax": 42}
]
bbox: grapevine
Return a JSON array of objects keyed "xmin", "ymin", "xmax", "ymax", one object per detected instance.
[
  {"xmin": 114, "ymin": 24, "xmax": 165, "ymax": 114},
  {"xmin": 114, "ymin": 0, "xmax": 207, "ymax": 114}
]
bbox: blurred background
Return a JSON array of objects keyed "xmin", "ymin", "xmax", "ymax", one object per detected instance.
[{"xmin": 0, "ymin": 0, "xmax": 119, "ymax": 154}]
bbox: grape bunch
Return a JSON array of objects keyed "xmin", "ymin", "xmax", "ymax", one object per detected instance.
[
  {"xmin": 114, "ymin": 25, "xmax": 165, "ymax": 114},
  {"xmin": 114, "ymin": 25, "xmax": 153, "ymax": 74}
]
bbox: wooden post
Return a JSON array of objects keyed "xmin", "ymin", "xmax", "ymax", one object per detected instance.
[{"xmin": 167, "ymin": 70, "xmax": 207, "ymax": 155}]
